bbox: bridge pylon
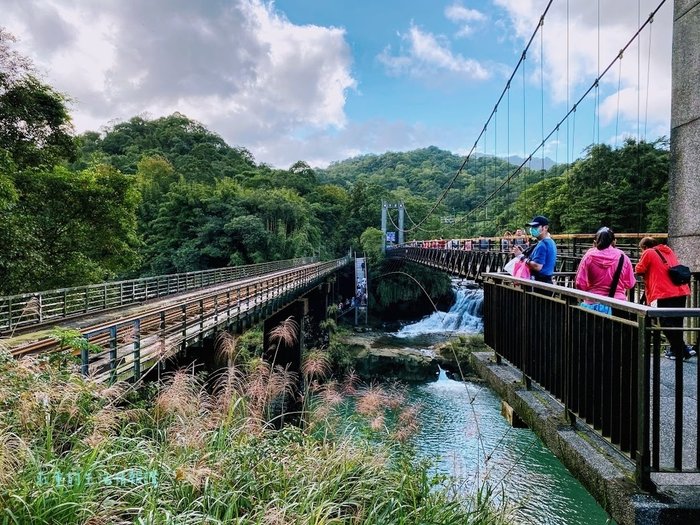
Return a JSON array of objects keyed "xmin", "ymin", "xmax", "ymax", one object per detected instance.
[{"xmin": 381, "ymin": 200, "xmax": 405, "ymax": 253}]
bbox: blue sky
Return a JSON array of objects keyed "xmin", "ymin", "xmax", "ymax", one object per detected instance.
[{"xmin": 2, "ymin": 0, "xmax": 672, "ymax": 168}]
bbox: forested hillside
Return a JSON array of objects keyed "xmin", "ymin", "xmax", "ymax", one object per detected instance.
[{"xmin": 0, "ymin": 30, "xmax": 670, "ymax": 295}]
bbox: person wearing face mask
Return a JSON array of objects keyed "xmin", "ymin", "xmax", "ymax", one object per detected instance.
[{"xmin": 511, "ymin": 215, "xmax": 557, "ymax": 284}]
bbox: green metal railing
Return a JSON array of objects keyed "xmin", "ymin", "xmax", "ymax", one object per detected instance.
[{"xmin": 0, "ymin": 257, "xmax": 316, "ymax": 333}]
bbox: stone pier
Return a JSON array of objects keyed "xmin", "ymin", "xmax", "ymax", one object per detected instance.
[{"xmin": 669, "ymin": 0, "xmax": 700, "ymax": 269}]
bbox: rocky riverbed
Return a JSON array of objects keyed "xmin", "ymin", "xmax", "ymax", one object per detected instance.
[{"xmin": 340, "ymin": 329, "xmax": 483, "ymax": 383}]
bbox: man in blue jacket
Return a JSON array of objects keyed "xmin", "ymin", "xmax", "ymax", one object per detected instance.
[{"xmin": 512, "ymin": 215, "xmax": 557, "ymax": 284}]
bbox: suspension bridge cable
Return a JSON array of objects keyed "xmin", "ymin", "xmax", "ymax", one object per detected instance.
[
  {"xmin": 637, "ymin": 0, "xmax": 643, "ymax": 233},
  {"xmin": 566, "ymin": 0, "xmax": 570, "ymax": 167},
  {"xmin": 459, "ymin": 0, "xmax": 668, "ymax": 219},
  {"xmin": 402, "ymin": 206, "xmax": 445, "ymax": 235},
  {"xmin": 644, "ymin": 17, "xmax": 653, "ymax": 141},
  {"xmin": 401, "ymin": 0, "xmax": 555, "ymax": 233},
  {"xmin": 615, "ymin": 59, "xmax": 622, "ymax": 149},
  {"xmin": 387, "ymin": 207, "xmax": 442, "ymax": 236},
  {"xmin": 540, "ymin": 19, "xmax": 545, "ymax": 173}
]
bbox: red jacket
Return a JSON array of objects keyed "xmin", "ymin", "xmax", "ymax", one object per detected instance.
[{"xmin": 635, "ymin": 244, "xmax": 690, "ymax": 304}]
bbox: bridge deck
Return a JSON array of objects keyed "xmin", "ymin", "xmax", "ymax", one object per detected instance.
[{"xmin": 5, "ymin": 259, "xmax": 349, "ymax": 382}]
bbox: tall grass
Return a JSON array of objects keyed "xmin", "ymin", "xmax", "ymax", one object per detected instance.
[{"xmin": 0, "ymin": 342, "xmax": 510, "ymax": 524}]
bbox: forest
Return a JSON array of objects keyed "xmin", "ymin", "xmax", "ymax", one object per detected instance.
[{"xmin": 0, "ymin": 30, "xmax": 670, "ymax": 296}]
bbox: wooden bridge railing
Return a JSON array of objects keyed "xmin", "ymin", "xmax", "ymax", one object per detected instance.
[
  {"xmin": 483, "ymin": 272, "xmax": 700, "ymax": 491},
  {"xmin": 0, "ymin": 257, "xmax": 316, "ymax": 334}
]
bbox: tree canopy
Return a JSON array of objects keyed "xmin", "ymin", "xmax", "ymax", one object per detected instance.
[{"xmin": 0, "ymin": 27, "xmax": 672, "ymax": 295}]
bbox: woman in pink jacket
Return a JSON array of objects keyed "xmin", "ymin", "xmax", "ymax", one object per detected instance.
[{"xmin": 575, "ymin": 227, "xmax": 636, "ymax": 313}]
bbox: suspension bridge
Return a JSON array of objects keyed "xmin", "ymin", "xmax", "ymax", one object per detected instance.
[{"xmin": 2, "ymin": 0, "xmax": 699, "ymax": 523}]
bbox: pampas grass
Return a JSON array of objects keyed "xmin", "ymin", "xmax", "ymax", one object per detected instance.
[{"xmin": 0, "ymin": 330, "xmax": 509, "ymax": 525}]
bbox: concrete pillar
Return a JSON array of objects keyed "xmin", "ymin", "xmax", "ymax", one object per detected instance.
[
  {"xmin": 398, "ymin": 202, "xmax": 405, "ymax": 245},
  {"xmin": 669, "ymin": 0, "xmax": 700, "ymax": 270}
]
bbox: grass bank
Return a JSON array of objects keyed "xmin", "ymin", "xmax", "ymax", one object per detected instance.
[{"xmin": 0, "ymin": 337, "xmax": 509, "ymax": 524}]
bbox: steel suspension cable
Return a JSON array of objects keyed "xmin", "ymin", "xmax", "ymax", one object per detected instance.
[
  {"xmin": 402, "ymin": 0, "xmax": 555, "ymax": 233},
  {"xmin": 460, "ymin": 0, "xmax": 668, "ymax": 219}
]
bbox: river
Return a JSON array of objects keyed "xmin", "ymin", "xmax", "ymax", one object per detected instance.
[{"xmin": 368, "ymin": 283, "xmax": 613, "ymax": 524}]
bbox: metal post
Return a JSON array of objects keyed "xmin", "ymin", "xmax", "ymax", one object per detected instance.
[
  {"xmin": 109, "ymin": 326, "xmax": 117, "ymax": 384},
  {"xmin": 636, "ymin": 315, "xmax": 652, "ymax": 490},
  {"xmin": 199, "ymin": 299, "xmax": 204, "ymax": 337},
  {"xmin": 181, "ymin": 304, "xmax": 187, "ymax": 342},
  {"xmin": 381, "ymin": 200, "xmax": 387, "ymax": 254},
  {"xmin": 398, "ymin": 202, "xmax": 405, "ymax": 245},
  {"xmin": 81, "ymin": 336, "xmax": 90, "ymax": 377},
  {"xmin": 133, "ymin": 319, "xmax": 141, "ymax": 381}
]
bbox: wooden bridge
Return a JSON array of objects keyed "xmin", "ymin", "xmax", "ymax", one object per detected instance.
[{"xmin": 2, "ymin": 256, "xmax": 350, "ymax": 383}]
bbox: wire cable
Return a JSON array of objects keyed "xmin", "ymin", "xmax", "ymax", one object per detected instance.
[
  {"xmin": 402, "ymin": 0, "xmax": 556, "ymax": 233},
  {"xmin": 459, "ymin": 0, "xmax": 668, "ymax": 220}
]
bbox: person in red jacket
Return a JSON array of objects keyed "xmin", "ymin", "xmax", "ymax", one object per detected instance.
[{"xmin": 635, "ymin": 237, "xmax": 696, "ymax": 360}]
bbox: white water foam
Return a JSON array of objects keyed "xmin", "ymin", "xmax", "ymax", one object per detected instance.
[{"xmin": 394, "ymin": 286, "xmax": 483, "ymax": 338}]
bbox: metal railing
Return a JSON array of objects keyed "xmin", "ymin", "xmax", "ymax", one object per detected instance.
[
  {"xmin": 400, "ymin": 233, "xmax": 667, "ymax": 262},
  {"xmin": 389, "ymin": 246, "xmax": 582, "ymax": 281},
  {"xmin": 79, "ymin": 257, "xmax": 349, "ymax": 383},
  {"xmin": 483, "ymin": 272, "xmax": 700, "ymax": 490},
  {"xmin": 0, "ymin": 257, "xmax": 316, "ymax": 333}
]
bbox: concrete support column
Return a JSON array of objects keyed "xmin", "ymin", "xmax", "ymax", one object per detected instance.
[{"xmin": 669, "ymin": 0, "xmax": 700, "ymax": 269}]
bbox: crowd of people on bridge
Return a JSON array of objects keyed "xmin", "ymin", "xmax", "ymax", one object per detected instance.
[
  {"xmin": 402, "ymin": 213, "xmax": 695, "ymax": 359},
  {"xmin": 506, "ymin": 214, "xmax": 695, "ymax": 360}
]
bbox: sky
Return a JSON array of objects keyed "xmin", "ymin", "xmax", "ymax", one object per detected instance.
[{"xmin": 1, "ymin": 0, "xmax": 673, "ymax": 169}]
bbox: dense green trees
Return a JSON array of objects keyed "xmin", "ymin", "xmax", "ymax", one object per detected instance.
[
  {"xmin": 0, "ymin": 30, "xmax": 139, "ymax": 294},
  {"xmin": 0, "ymin": 30, "xmax": 76, "ymax": 169},
  {"xmin": 142, "ymin": 180, "xmax": 320, "ymax": 274},
  {"xmin": 511, "ymin": 139, "xmax": 669, "ymax": 234},
  {"xmin": 0, "ymin": 166, "xmax": 140, "ymax": 292},
  {"xmin": 0, "ymin": 28, "xmax": 672, "ymax": 295}
]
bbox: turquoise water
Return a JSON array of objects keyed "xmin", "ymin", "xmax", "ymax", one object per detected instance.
[{"xmin": 405, "ymin": 369, "xmax": 613, "ymax": 524}]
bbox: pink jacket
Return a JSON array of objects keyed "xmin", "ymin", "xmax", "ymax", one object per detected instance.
[{"xmin": 575, "ymin": 246, "xmax": 636, "ymax": 301}]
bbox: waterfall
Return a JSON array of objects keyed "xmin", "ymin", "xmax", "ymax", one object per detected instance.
[{"xmin": 394, "ymin": 284, "xmax": 483, "ymax": 337}]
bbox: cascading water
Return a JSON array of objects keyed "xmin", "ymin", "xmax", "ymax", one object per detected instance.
[{"xmin": 394, "ymin": 283, "xmax": 483, "ymax": 337}]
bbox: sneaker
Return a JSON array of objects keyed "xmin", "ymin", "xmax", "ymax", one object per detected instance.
[
  {"xmin": 664, "ymin": 350, "xmax": 677, "ymax": 360},
  {"xmin": 684, "ymin": 346, "xmax": 697, "ymax": 360}
]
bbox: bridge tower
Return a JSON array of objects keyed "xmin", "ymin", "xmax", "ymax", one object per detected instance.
[
  {"xmin": 380, "ymin": 201, "xmax": 405, "ymax": 253},
  {"xmin": 670, "ymin": 0, "xmax": 700, "ymax": 270}
]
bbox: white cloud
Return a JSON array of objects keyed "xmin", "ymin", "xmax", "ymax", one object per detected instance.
[
  {"xmin": 234, "ymin": 119, "xmax": 446, "ymax": 169},
  {"xmin": 378, "ymin": 23, "xmax": 490, "ymax": 82},
  {"xmin": 1, "ymin": 0, "xmax": 357, "ymax": 166},
  {"xmin": 445, "ymin": 3, "xmax": 487, "ymax": 37},
  {"xmin": 493, "ymin": 0, "xmax": 672, "ymax": 136}
]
